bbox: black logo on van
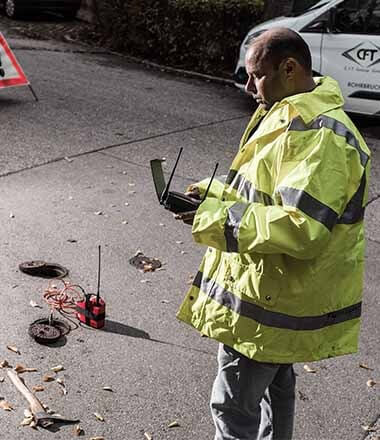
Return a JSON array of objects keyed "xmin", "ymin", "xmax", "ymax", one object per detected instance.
[{"xmin": 342, "ymin": 42, "xmax": 380, "ymax": 68}]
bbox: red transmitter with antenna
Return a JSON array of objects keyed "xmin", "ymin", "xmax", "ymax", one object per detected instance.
[{"xmin": 76, "ymin": 245, "xmax": 106, "ymax": 329}]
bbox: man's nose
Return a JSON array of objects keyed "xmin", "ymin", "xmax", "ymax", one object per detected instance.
[{"xmin": 245, "ymin": 76, "xmax": 256, "ymax": 94}]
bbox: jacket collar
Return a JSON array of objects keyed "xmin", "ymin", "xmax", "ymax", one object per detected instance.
[{"xmin": 280, "ymin": 76, "xmax": 345, "ymax": 124}]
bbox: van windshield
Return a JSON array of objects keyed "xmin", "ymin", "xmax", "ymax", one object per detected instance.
[{"xmin": 286, "ymin": 1, "xmax": 331, "ymax": 17}]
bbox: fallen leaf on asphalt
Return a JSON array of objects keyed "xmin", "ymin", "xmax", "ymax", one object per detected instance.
[
  {"xmin": 367, "ymin": 379, "xmax": 377, "ymax": 387},
  {"xmin": 128, "ymin": 183, "xmax": 135, "ymax": 187},
  {"xmin": 74, "ymin": 424, "xmax": 84, "ymax": 436},
  {"xmin": 122, "ymin": 220, "xmax": 128, "ymax": 224},
  {"xmin": 161, "ymin": 300, "xmax": 170, "ymax": 304},
  {"xmin": 15, "ymin": 364, "xmax": 38, "ymax": 373},
  {"xmin": 89, "ymin": 437, "xmax": 105, "ymax": 440},
  {"xmin": 0, "ymin": 360, "xmax": 9, "ymax": 368},
  {"xmin": 0, "ymin": 399, "xmax": 14, "ymax": 411},
  {"xmin": 140, "ymin": 279, "xmax": 151, "ymax": 283},
  {"xmin": 29, "ymin": 300, "xmax": 42, "ymax": 308},
  {"xmin": 297, "ymin": 390, "xmax": 309, "ymax": 401},
  {"xmin": 143, "ymin": 264, "xmax": 154, "ymax": 272},
  {"xmin": 361, "ymin": 425, "xmax": 376, "ymax": 432},
  {"xmin": 159, "ymin": 223, "xmax": 165, "ymax": 226},
  {"xmin": 9, "ymin": 212, "xmax": 15, "ymax": 218},
  {"xmin": 176, "ymin": 241, "xmax": 183, "ymax": 244},
  {"xmin": 303, "ymin": 365, "xmax": 317, "ymax": 373},
  {"xmin": 43, "ymin": 374, "xmax": 55, "ymax": 382},
  {"xmin": 102, "ymin": 387, "xmax": 113, "ymax": 392},
  {"xmin": 20, "ymin": 416, "xmax": 34, "ymax": 426},
  {"xmin": 7, "ymin": 346, "xmax": 20, "ymax": 355},
  {"xmin": 51, "ymin": 365, "xmax": 64, "ymax": 373},
  {"xmin": 94, "ymin": 412, "xmax": 105, "ymax": 422},
  {"xmin": 359, "ymin": 363, "xmax": 374, "ymax": 371},
  {"xmin": 57, "ymin": 378, "xmax": 67, "ymax": 395},
  {"xmin": 128, "ymin": 190, "xmax": 136, "ymax": 194},
  {"xmin": 180, "ymin": 250, "xmax": 187, "ymax": 255},
  {"xmin": 67, "ymin": 239, "xmax": 78, "ymax": 243},
  {"xmin": 32, "ymin": 385, "xmax": 44, "ymax": 392},
  {"xmin": 168, "ymin": 421, "xmax": 180, "ymax": 428},
  {"xmin": 94, "ymin": 211, "xmax": 103, "ymax": 216},
  {"xmin": 0, "ymin": 377, "xmax": 4, "ymax": 382},
  {"xmin": 64, "ymin": 156, "xmax": 73, "ymax": 163},
  {"xmin": 144, "ymin": 433, "xmax": 152, "ymax": 440},
  {"xmin": 24, "ymin": 409, "xmax": 32, "ymax": 418}
]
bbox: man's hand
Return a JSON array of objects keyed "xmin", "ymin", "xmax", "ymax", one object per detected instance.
[
  {"xmin": 185, "ymin": 186, "xmax": 201, "ymax": 201},
  {"xmin": 174, "ymin": 210, "xmax": 196, "ymax": 225}
]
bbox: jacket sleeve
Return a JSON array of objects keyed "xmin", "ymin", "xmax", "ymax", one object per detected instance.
[{"xmin": 191, "ymin": 129, "xmax": 349, "ymax": 260}]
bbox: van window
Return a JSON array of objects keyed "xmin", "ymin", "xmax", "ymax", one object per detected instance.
[{"xmin": 334, "ymin": 0, "xmax": 380, "ymax": 34}]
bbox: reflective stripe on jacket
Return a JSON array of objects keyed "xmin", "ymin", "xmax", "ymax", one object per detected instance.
[{"xmin": 177, "ymin": 77, "xmax": 371, "ymax": 363}]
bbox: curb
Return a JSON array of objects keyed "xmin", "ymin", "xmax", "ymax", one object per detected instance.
[{"xmin": 107, "ymin": 51, "xmax": 236, "ymax": 87}]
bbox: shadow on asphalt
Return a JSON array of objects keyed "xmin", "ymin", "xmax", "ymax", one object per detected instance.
[{"xmin": 103, "ymin": 319, "xmax": 213, "ymax": 356}]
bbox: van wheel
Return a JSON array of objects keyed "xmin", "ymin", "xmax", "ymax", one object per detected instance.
[{"xmin": 5, "ymin": 0, "xmax": 21, "ymax": 18}]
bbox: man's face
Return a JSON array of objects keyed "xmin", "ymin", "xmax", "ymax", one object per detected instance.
[{"xmin": 245, "ymin": 45, "xmax": 288, "ymax": 110}]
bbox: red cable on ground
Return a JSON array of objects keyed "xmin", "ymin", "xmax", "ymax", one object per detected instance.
[{"xmin": 43, "ymin": 279, "xmax": 85, "ymax": 317}]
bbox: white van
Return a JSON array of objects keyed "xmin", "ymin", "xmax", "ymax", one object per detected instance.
[{"xmin": 234, "ymin": 0, "xmax": 380, "ymax": 117}]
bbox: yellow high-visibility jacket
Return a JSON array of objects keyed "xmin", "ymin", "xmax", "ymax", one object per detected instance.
[{"xmin": 177, "ymin": 77, "xmax": 371, "ymax": 363}]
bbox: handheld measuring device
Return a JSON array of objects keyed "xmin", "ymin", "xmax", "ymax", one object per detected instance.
[{"xmin": 150, "ymin": 147, "xmax": 218, "ymax": 214}]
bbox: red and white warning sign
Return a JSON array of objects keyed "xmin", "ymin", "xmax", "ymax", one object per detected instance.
[{"xmin": 0, "ymin": 32, "xmax": 29, "ymax": 89}]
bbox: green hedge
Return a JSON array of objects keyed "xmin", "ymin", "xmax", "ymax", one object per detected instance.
[{"xmin": 94, "ymin": 0, "xmax": 264, "ymax": 77}]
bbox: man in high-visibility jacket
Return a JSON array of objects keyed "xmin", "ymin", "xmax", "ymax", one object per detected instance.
[{"xmin": 175, "ymin": 28, "xmax": 371, "ymax": 440}]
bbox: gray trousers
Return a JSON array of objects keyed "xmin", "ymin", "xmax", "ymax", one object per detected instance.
[{"xmin": 211, "ymin": 344, "xmax": 296, "ymax": 440}]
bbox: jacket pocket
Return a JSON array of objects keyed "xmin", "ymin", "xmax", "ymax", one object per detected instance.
[{"xmin": 222, "ymin": 255, "xmax": 282, "ymax": 308}]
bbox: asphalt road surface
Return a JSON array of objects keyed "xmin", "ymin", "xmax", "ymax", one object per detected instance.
[{"xmin": 0, "ymin": 21, "xmax": 379, "ymax": 440}]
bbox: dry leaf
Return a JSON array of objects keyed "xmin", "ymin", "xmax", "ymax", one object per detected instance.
[
  {"xmin": 144, "ymin": 433, "xmax": 152, "ymax": 440},
  {"xmin": 29, "ymin": 300, "xmax": 41, "ymax": 308},
  {"xmin": 15, "ymin": 364, "xmax": 38, "ymax": 374},
  {"xmin": 57, "ymin": 381, "xmax": 67, "ymax": 395},
  {"xmin": 122, "ymin": 220, "xmax": 128, "ymax": 225},
  {"xmin": 64, "ymin": 156, "xmax": 73, "ymax": 163},
  {"xmin": 89, "ymin": 437, "xmax": 105, "ymax": 440},
  {"xmin": 0, "ymin": 360, "xmax": 9, "ymax": 368},
  {"xmin": 51, "ymin": 365, "xmax": 64, "ymax": 373},
  {"xmin": 0, "ymin": 377, "xmax": 4, "ymax": 382},
  {"xmin": 9, "ymin": 212, "xmax": 15, "ymax": 218},
  {"xmin": 361, "ymin": 425, "xmax": 376, "ymax": 432},
  {"xmin": 128, "ymin": 183, "xmax": 135, "ymax": 187},
  {"xmin": 43, "ymin": 374, "xmax": 55, "ymax": 382},
  {"xmin": 0, "ymin": 399, "xmax": 14, "ymax": 411},
  {"xmin": 168, "ymin": 421, "xmax": 180, "ymax": 428},
  {"xmin": 176, "ymin": 241, "xmax": 183, "ymax": 244},
  {"xmin": 74, "ymin": 424, "xmax": 84, "ymax": 436},
  {"xmin": 303, "ymin": 365, "xmax": 317, "ymax": 373},
  {"xmin": 24, "ymin": 409, "xmax": 32, "ymax": 418},
  {"xmin": 367, "ymin": 379, "xmax": 377, "ymax": 387},
  {"xmin": 94, "ymin": 412, "xmax": 105, "ymax": 422},
  {"xmin": 102, "ymin": 387, "xmax": 113, "ymax": 392},
  {"xmin": 21, "ymin": 416, "xmax": 34, "ymax": 426},
  {"xmin": 7, "ymin": 346, "xmax": 20, "ymax": 355},
  {"xmin": 32, "ymin": 385, "xmax": 44, "ymax": 392},
  {"xmin": 94, "ymin": 211, "xmax": 103, "ymax": 216},
  {"xmin": 140, "ymin": 279, "xmax": 151, "ymax": 284},
  {"xmin": 143, "ymin": 264, "xmax": 154, "ymax": 272},
  {"xmin": 359, "ymin": 363, "xmax": 374, "ymax": 371}
]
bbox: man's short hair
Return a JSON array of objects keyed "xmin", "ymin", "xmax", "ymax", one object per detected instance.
[{"xmin": 251, "ymin": 29, "xmax": 312, "ymax": 73}]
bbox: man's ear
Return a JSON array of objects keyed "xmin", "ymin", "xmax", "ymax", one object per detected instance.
[{"xmin": 282, "ymin": 58, "xmax": 297, "ymax": 79}]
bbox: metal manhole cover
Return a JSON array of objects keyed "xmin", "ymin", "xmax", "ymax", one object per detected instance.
[
  {"xmin": 129, "ymin": 252, "xmax": 162, "ymax": 272},
  {"xmin": 28, "ymin": 318, "xmax": 70, "ymax": 344}
]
